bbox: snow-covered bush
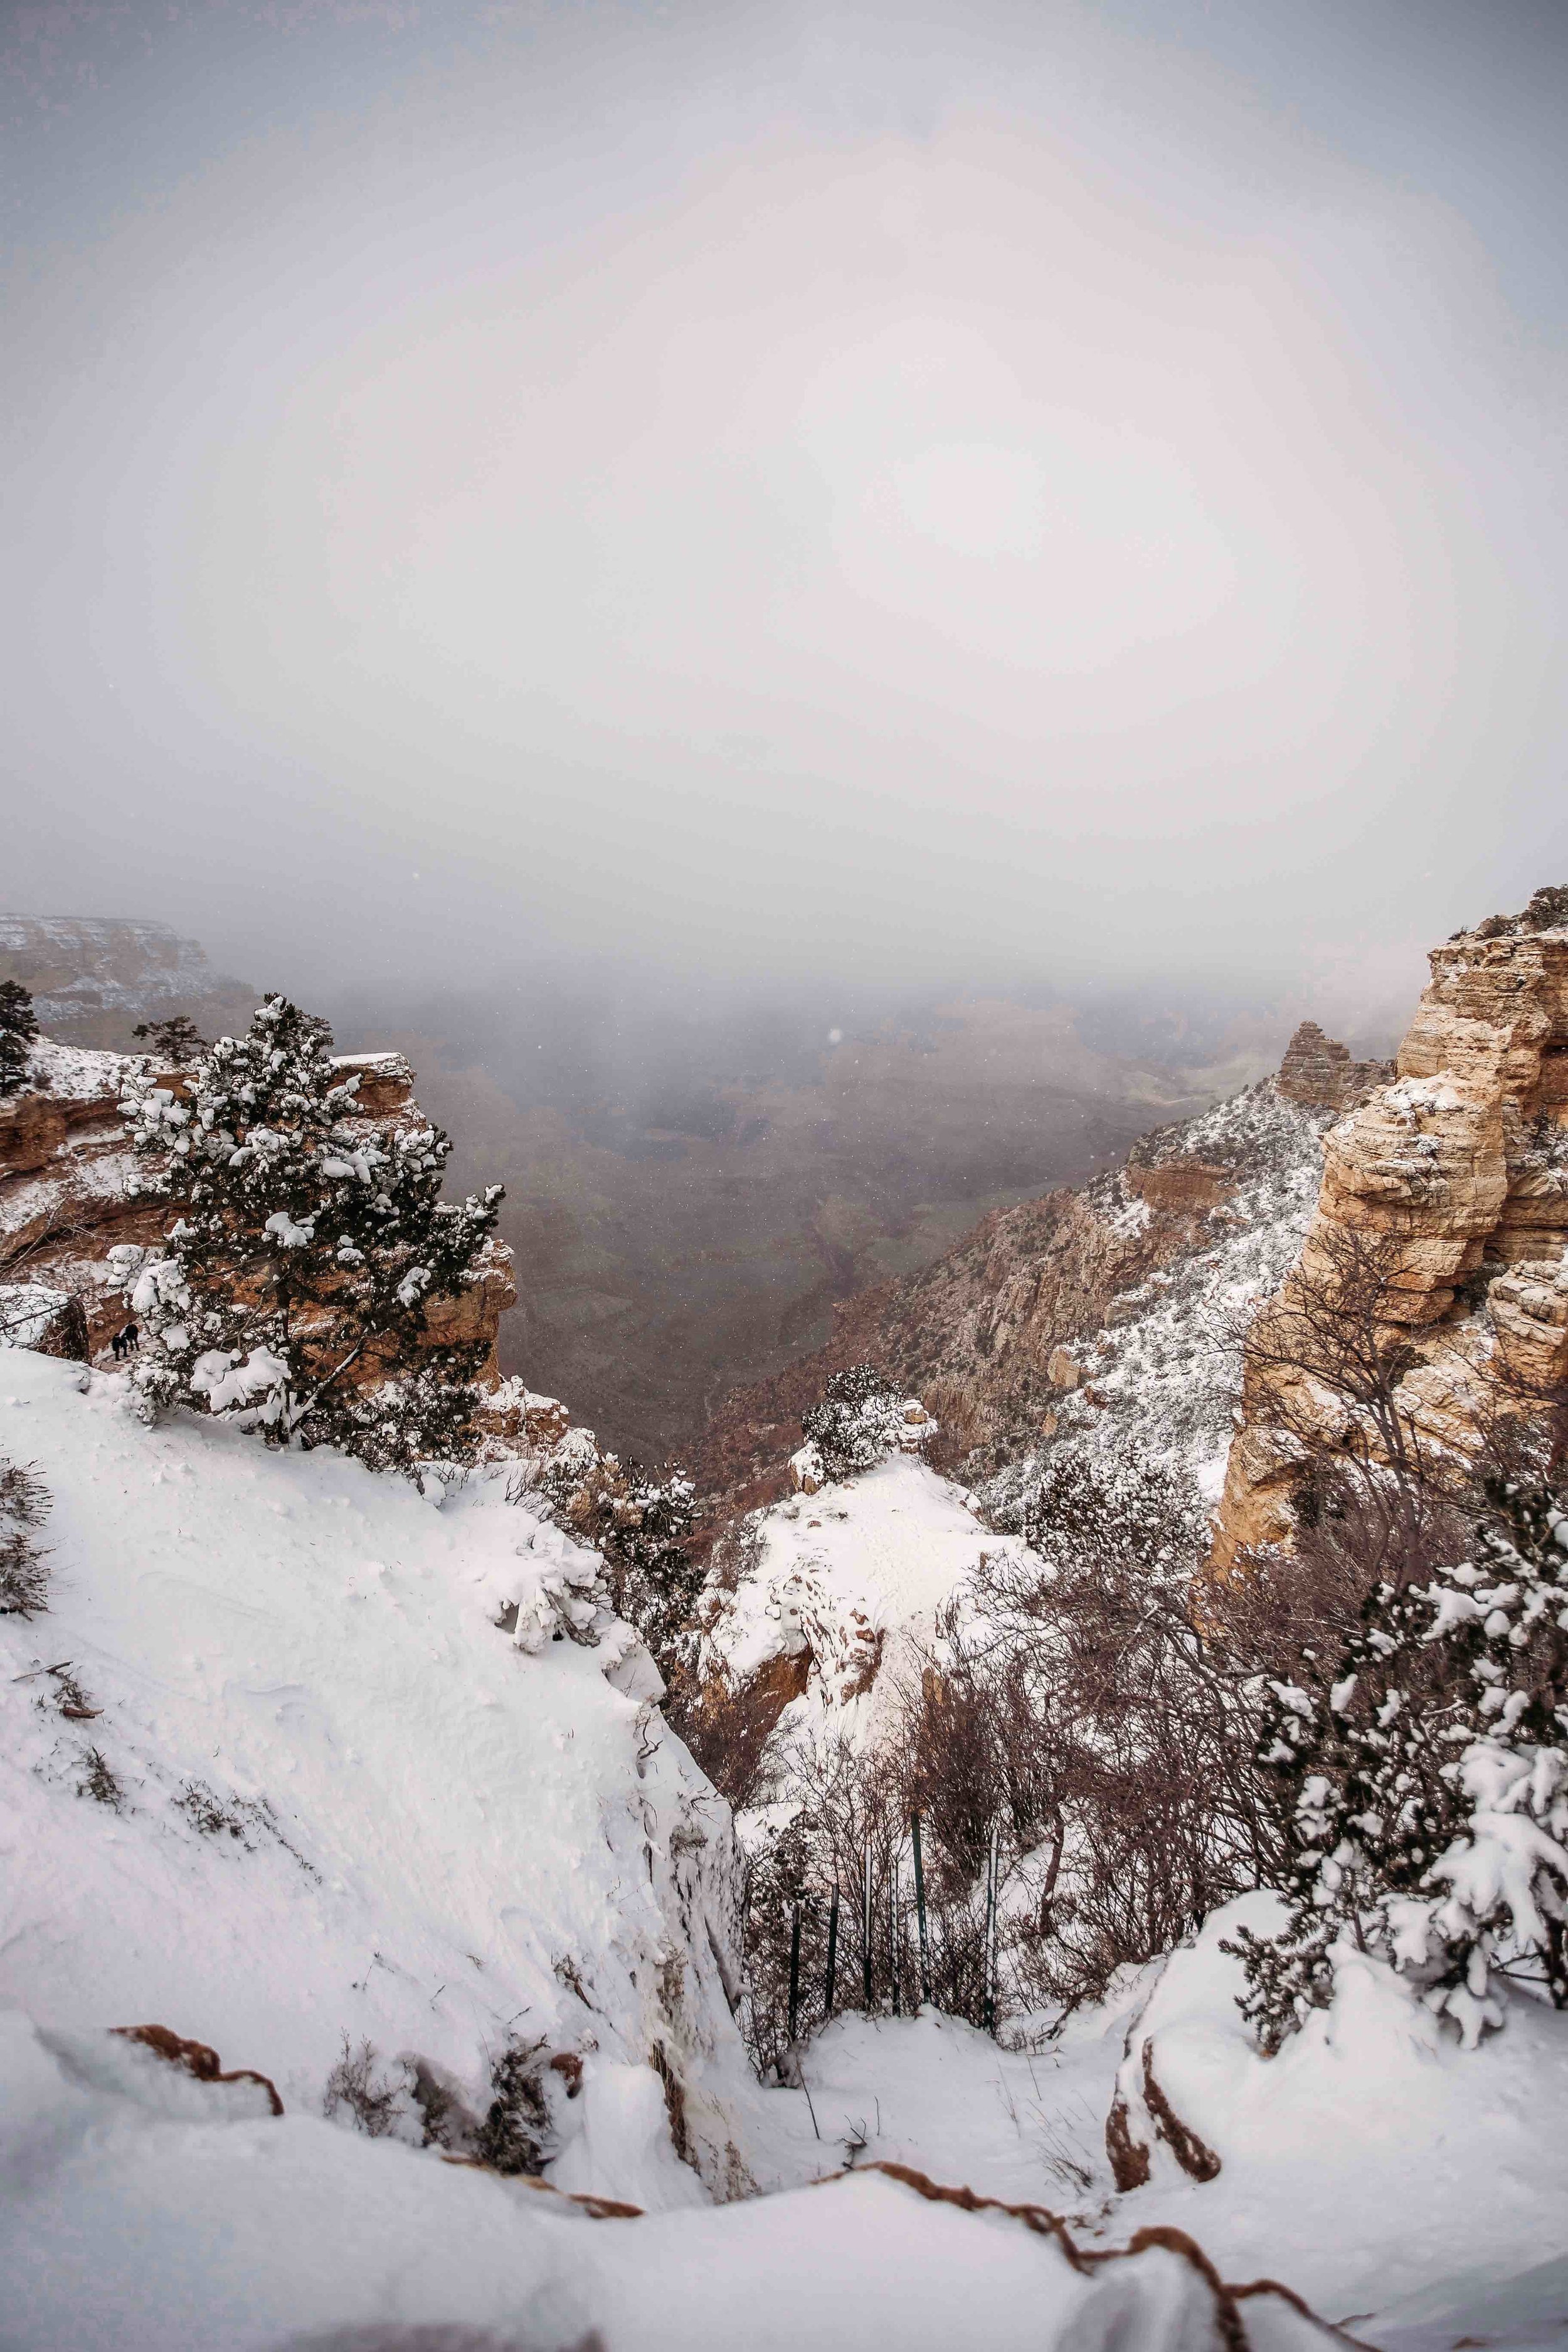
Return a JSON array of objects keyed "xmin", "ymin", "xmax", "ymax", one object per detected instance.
[
  {"xmin": 531, "ymin": 1433, "xmax": 702, "ymax": 1681},
  {"xmin": 796, "ymin": 1364, "xmax": 933, "ymax": 1490},
  {"xmin": 472, "ymin": 2034, "xmax": 553, "ymax": 2175},
  {"xmin": 0, "ymin": 980, "xmax": 38, "ymax": 1099},
  {"xmin": 1229, "ymin": 1480, "xmax": 1568, "ymax": 2051},
  {"xmin": 0, "ymin": 1458, "xmax": 51, "ymax": 1616},
  {"xmin": 119, "ymin": 994, "xmax": 502, "ymax": 1471}
]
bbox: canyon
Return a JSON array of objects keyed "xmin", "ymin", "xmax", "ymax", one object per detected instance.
[{"xmin": 2, "ymin": 916, "xmax": 1277, "ymax": 1459}]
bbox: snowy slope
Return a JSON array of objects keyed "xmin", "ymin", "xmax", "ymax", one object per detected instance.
[
  {"xmin": 6, "ymin": 1888, "xmax": 1560, "ymax": 2349},
  {"xmin": 0, "ymin": 2002, "xmax": 1347, "ymax": 2352},
  {"xmin": 702, "ymin": 1452, "xmax": 1027, "ymax": 1745},
  {"xmin": 0, "ymin": 1356, "xmax": 1369, "ymax": 2349},
  {"xmin": 987, "ymin": 1083, "xmax": 1328, "ymax": 1516},
  {"xmin": 0, "ymin": 1350, "xmax": 748, "ymax": 2210}
]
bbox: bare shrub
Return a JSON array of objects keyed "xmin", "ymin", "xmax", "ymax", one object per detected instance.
[
  {"xmin": 76, "ymin": 1746, "xmax": 124, "ymax": 1810},
  {"xmin": 665, "ymin": 1663, "xmax": 788, "ymax": 1816},
  {"xmin": 405, "ymin": 2058, "xmax": 477, "ymax": 2153},
  {"xmin": 472, "ymin": 2035, "xmax": 551, "ymax": 2175},
  {"xmin": 0, "ymin": 1459, "xmax": 51, "ymax": 1615},
  {"xmin": 323, "ymin": 2037, "xmax": 408, "ymax": 2138},
  {"xmin": 321, "ymin": 2038, "xmax": 480, "ymax": 2151}
]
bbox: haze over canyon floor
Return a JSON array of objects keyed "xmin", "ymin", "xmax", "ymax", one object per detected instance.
[{"xmin": 1, "ymin": 916, "xmax": 1338, "ymax": 1458}]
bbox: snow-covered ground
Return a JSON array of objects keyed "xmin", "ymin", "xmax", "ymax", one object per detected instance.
[
  {"xmin": 0, "ymin": 1350, "xmax": 751, "ymax": 2209},
  {"xmin": 781, "ymin": 1900, "xmax": 1568, "ymax": 2348},
  {"xmin": 6, "ymin": 1350, "xmax": 1567, "ymax": 2349},
  {"xmin": 703, "ymin": 1451, "xmax": 1028, "ymax": 1744},
  {"xmin": 1, "ymin": 2000, "xmax": 1345, "ymax": 2351},
  {"xmin": 21, "ymin": 1035, "xmax": 135, "ymax": 1101}
]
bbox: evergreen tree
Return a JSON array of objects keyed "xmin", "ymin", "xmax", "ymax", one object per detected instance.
[
  {"xmin": 132, "ymin": 1014, "xmax": 207, "ymax": 1061},
  {"xmin": 119, "ymin": 994, "xmax": 503, "ymax": 1471},
  {"xmin": 1227, "ymin": 1480, "xmax": 1568, "ymax": 2050},
  {"xmin": 0, "ymin": 981, "xmax": 39, "ymax": 1099},
  {"xmin": 800, "ymin": 1364, "xmax": 920, "ymax": 1484}
]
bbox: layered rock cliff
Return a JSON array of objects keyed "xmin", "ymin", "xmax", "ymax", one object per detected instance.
[
  {"xmin": 1213, "ymin": 889, "xmax": 1568, "ymax": 1566},
  {"xmin": 0, "ymin": 915, "xmax": 256, "ymax": 1051},
  {"xmin": 1274, "ymin": 1020, "xmax": 1394, "ymax": 1113},
  {"xmin": 1, "ymin": 1034, "xmax": 517, "ymax": 1397}
]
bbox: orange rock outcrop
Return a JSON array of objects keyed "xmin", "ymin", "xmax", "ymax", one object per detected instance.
[
  {"xmin": 1213, "ymin": 893, "xmax": 1568, "ymax": 1567},
  {"xmin": 1, "ymin": 1039, "xmax": 517, "ymax": 1393}
]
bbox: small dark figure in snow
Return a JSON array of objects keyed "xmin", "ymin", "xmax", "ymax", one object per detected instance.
[{"xmin": 112, "ymin": 1323, "xmax": 139, "ymax": 1360}]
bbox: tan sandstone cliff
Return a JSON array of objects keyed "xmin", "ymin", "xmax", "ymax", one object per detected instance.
[
  {"xmin": 1274, "ymin": 1020, "xmax": 1394, "ymax": 1113},
  {"xmin": 1212, "ymin": 890, "xmax": 1568, "ymax": 1567}
]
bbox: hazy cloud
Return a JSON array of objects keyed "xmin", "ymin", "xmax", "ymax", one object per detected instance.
[{"xmin": 4, "ymin": 1, "xmax": 1565, "ymax": 1017}]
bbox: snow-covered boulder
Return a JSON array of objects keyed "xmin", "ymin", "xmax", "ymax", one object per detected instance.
[{"xmin": 1098, "ymin": 1894, "xmax": 1568, "ymax": 2326}]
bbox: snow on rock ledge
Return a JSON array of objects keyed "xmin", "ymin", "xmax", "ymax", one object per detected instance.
[{"xmin": 702, "ymin": 1453, "xmax": 1030, "ymax": 1742}]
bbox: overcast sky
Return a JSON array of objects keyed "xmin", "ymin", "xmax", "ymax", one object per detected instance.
[{"xmin": 3, "ymin": 0, "xmax": 1565, "ymax": 1022}]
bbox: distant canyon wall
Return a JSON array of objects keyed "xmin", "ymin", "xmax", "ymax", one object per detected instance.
[{"xmin": 0, "ymin": 914, "xmax": 256, "ymax": 1051}]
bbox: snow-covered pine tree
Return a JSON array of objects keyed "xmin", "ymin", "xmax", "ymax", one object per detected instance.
[
  {"xmin": 1227, "ymin": 1479, "xmax": 1568, "ymax": 2050},
  {"xmin": 798, "ymin": 1364, "xmax": 925, "ymax": 1486},
  {"xmin": 119, "ymin": 994, "xmax": 503, "ymax": 1472},
  {"xmin": 0, "ymin": 981, "xmax": 38, "ymax": 1099}
]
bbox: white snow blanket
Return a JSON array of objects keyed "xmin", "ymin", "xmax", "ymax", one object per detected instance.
[
  {"xmin": 775, "ymin": 1899, "xmax": 1568, "ymax": 2348},
  {"xmin": 0, "ymin": 1352, "xmax": 746, "ymax": 2213},
  {"xmin": 0, "ymin": 2003, "xmax": 1345, "ymax": 2351}
]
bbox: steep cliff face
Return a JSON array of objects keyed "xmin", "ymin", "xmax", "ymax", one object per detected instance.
[
  {"xmin": 1214, "ymin": 893, "xmax": 1568, "ymax": 1566},
  {"xmin": 0, "ymin": 1036, "xmax": 517, "ymax": 1393},
  {"xmin": 0, "ymin": 915, "xmax": 255, "ymax": 1050}
]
